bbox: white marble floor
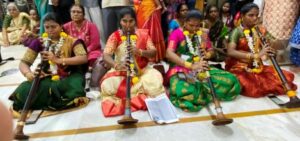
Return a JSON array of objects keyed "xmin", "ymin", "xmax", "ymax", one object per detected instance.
[{"xmin": 1, "ymin": 45, "xmax": 300, "ymax": 141}]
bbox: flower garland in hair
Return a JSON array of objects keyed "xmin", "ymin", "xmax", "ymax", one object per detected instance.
[
  {"xmin": 121, "ymin": 34, "xmax": 139, "ymax": 84},
  {"xmin": 48, "ymin": 31, "xmax": 68, "ymax": 81},
  {"xmin": 243, "ymin": 27, "xmax": 262, "ymax": 73}
]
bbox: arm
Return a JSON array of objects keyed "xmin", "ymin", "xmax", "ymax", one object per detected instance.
[
  {"xmin": 1, "ymin": 28, "xmax": 10, "ymax": 46},
  {"xmin": 139, "ymin": 37, "xmax": 157, "ymax": 58},
  {"xmin": 87, "ymin": 23, "xmax": 101, "ymax": 52}
]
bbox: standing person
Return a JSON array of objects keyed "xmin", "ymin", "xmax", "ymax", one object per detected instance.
[
  {"xmin": 134, "ymin": 0, "xmax": 167, "ymax": 62},
  {"xmin": 101, "ymin": 0, "xmax": 132, "ymax": 46},
  {"xmin": 204, "ymin": 5, "xmax": 228, "ymax": 63},
  {"xmin": 226, "ymin": 3, "xmax": 297, "ymax": 98},
  {"xmin": 289, "ymin": 17, "xmax": 300, "ymax": 73},
  {"xmin": 165, "ymin": 10, "xmax": 240, "ymax": 112},
  {"xmin": 64, "ymin": 4, "xmax": 102, "ymax": 67},
  {"xmin": 168, "ymin": 3, "xmax": 189, "ymax": 34},
  {"xmin": 50, "ymin": 0, "xmax": 75, "ymax": 24},
  {"xmin": 220, "ymin": 1, "xmax": 234, "ymax": 30},
  {"xmin": 100, "ymin": 8, "xmax": 165, "ymax": 117},
  {"xmin": 262, "ymin": 0, "xmax": 299, "ymax": 63},
  {"xmin": 34, "ymin": 0, "xmax": 52, "ymax": 34},
  {"xmin": 9, "ymin": 12, "xmax": 89, "ymax": 111},
  {"xmin": 80, "ymin": 0, "xmax": 105, "ymax": 48}
]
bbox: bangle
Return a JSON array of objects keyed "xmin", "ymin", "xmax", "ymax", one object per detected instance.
[
  {"xmin": 62, "ymin": 58, "xmax": 66, "ymax": 66},
  {"xmin": 184, "ymin": 61, "xmax": 192, "ymax": 69}
]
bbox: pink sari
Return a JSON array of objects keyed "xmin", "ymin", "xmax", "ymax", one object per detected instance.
[{"xmin": 64, "ymin": 20, "xmax": 102, "ymax": 65}]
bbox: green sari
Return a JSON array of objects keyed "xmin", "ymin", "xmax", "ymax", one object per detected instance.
[
  {"xmin": 167, "ymin": 28, "xmax": 241, "ymax": 112},
  {"xmin": 10, "ymin": 36, "xmax": 89, "ymax": 111}
]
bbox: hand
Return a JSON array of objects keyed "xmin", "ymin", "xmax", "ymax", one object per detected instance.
[
  {"xmin": 191, "ymin": 60, "xmax": 209, "ymax": 72},
  {"xmin": 3, "ymin": 40, "xmax": 10, "ymax": 47},
  {"xmin": 130, "ymin": 46, "xmax": 141, "ymax": 56},
  {"xmin": 41, "ymin": 51, "xmax": 59, "ymax": 63},
  {"xmin": 114, "ymin": 63, "xmax": 127, "ymax": 71},
  {"xmin": 259, "ymin": 46, "xmax": 276, "ymax": 57},
  {"xmin": 25, "ymin": 72, "xmax": 35, "ymax": 81}
]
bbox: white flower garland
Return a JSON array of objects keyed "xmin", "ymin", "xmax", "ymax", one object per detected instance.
[
  {"xmin": 183, "ymin": 30, "xmax": 203, "ymax": 61},
  {"xmin": 242, "ymin": 27, "xmax": 259, "ymax": 68}
]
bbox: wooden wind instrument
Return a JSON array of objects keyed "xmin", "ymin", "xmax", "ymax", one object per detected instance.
[
  {"xmin": 194, "ymin": 34, "xmax": 233, "ymax": 126},
  {"xmin": 117, "ymin": 30, "xmax": 138, "ymax": 124},
  {"xmin": 14, "ymin": 37, "xmax": 51, "ymax": 140},
  {"xmin": 255, "ymin": 26, "xmax": 300, "ymax": 108}
]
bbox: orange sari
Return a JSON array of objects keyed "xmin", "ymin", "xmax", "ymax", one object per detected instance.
[{"xmin": 134, "ymin": 0, "xmax": 166, "ymax": 62}]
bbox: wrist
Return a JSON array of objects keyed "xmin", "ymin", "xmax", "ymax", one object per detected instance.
[{"xmin": 113, "ymin": 63, "xmax": 119, "ymax": 70}]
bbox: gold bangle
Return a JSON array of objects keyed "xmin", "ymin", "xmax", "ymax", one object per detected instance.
[
  {"xmin": 17, "ymin": 121, "xmax": 25, "ymax": 126},
  {"xmin": 184, "ymin": 61, "xmax": 192, "ymax": 69}
]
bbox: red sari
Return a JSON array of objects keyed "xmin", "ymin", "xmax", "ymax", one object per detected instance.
[
  {"xmin": 225, "ymin": 27, "xmax": 297, "ymax": 98},
  {"xmin": 134, "ymin": 0, "xmax": 166, "ymax": 62}
]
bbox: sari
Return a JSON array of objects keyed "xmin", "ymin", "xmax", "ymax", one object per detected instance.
[
  {"xmin": 100, "ymin": 29, "xmax": 165, "ymax": 117},
  {"xmin": 134, "ymin": 0, "xmax": 166, "ymax": 62},
  {"xmin": 0, "ymin": 12, "xmax": 30, "ymax": 45},
  {"xmin": 10, "ymin": 36, "xmax": 89, "ymax": 111},
  {"xmin": 64, "ymin": 20, "xmax": 102, "ymax": 66},
  {"xmin": 225, "ymin": 26, "xmax": 297, "ymax": 98},
  {"xmin": 166, "ymin": 28, "xmax": 240, "ymax": 112}
]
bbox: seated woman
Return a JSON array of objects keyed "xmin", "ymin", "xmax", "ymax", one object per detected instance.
[
  {"xmin": 168, "ymin": 3, "xmax": 189, "ymax": 34},
  {"xmin": 29, "ymin": 9, "xmax": 40, "ymax": 35},
  {"xmin": 226, "ymin": 3, "xmax": 297, "ymax": 98},
  {"xmin": 9, "ymin": 12, "xmax": 89, "ymax": 111},
  {"xmin": 166, "ymin": 9, "xmax": 240, "ymax": 112},
  {"xmin": 100, "ymin": 7, "xmax": 165, "ymax": 117},
  {"xmin": 63, "ymin": 4, "xmax": 102, "ymax": 67},
  {"xmin": 0, "ymin": 2, "xmax": 30, "ymax": 47}
]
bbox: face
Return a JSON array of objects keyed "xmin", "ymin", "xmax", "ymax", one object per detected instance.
[
  {"xmin": 120, "ymin": 14, "xmax": 136, "ymax": 32},
  {"xmin": 7, "ymin": 4, "xmax": 19, "ymax": 17},
  {"xmin": 44, "ymin": 20, "xmax": 62, "ymax": 39},
  {"xmin": 242, "ymin": 8, "xmax": 259, "ymax": 28},
  {"xmin": 179, "ymin": 5, "xmax": 189, "ymax": 18},
  {"xmin": 184, "ymin": 18, "xmax": 201, "ymax": 34},
  {"xmin": 29, "ymin": 10, "xmax": 38, "ymax": 20},
  {"xmin": 209, "ymin": 7, "xmax": 219, "ymax": 19},
  {"xmin": 70, "ymin": 6, "xmax": 84, "ymax": 22},
  {"xmin": 222, "ymin": 3, "xmax": 230, "ymax": 13}
]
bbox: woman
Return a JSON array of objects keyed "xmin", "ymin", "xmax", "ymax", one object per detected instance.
[
  {"xmin": 29, "ymin": 9, "xmax": 40, "ymax": 35},
  {"xmin": 166, "ymin": 10, "xmax": 240, "ymax": 112},
  {"xmin": 100, "ymin": 8, "xmax": 165, "ymax": 117},
  {"xmin": 289, "ymin": 17, "xmax": 300, "ymax": 73},
  {"xmin": 168, "ymin": 3, "xmax": 189, "ymax": 34},
  {"xmin": 0, "ymin": 2, "xmax": 30, "ymax": 47},
  {"xmin": 134, "ymin": 0, "xmax": 166, "ymax": 62},
  {"xmin": 220, "ymin": 1, "xmax": 234, "ymax": 30},
  {"xmin": 204, "ymin": 5, "xmax": 229, "ymax": 63},
  {"xmin": 9, "ymin": 12, "xmax": 89, "ymax": 111},
  {"xmin": 64, "ymin": 4, "xmax": 102, "ymax": 67},
  {"xmin": 226, "ymin": 3, "xmax": 297, "ymax": 98}
]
